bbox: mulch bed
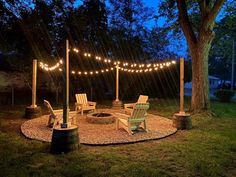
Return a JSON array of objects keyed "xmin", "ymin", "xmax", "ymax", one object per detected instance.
[{"xmin": 21, "ymin": 109, "xmax": 177, "ymax": 145}]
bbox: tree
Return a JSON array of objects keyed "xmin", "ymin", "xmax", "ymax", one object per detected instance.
[
  {"xmin": 209, "ymin": 2, "xmax": 236, "ymax": 81},
  {"xmin": 108, "ymin": 0, "xmax": 155, "ymax": 60},
  {"xmin": 159, "ymin": 0, "xmax": 226, "ymax": 112}
]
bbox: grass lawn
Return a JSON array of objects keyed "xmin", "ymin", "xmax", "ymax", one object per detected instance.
[{"xmin": 0, "ymin": 100, "xmax": 235, "ymax": 177}]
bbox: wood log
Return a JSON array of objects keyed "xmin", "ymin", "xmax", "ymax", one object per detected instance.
[
  {"xmin": 173, "ymin": 113, "xmax": 192, "ymax": 130},
  {"xmin": 51, "ymin": 125, "xmax": 79, "ymax": 154}
]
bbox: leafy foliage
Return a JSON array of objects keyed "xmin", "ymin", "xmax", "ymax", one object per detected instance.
[
  {"xmin": 209, "ymin": 1, "xmax": 236, "ymax": 80},
  {"xmin": 214, "ymin": 89, "xmax": 235, "ymax": 102}
]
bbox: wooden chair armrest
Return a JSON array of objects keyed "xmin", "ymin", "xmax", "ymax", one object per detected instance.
[
  {"xmin": 115, "ymin": 113, "xmax": 130, "ymax": 119},
  {"xmin": 88, "ymin": 101, "xmax": 96, "ymax": 106},
  {"xmin": 69, "ymin": 111, "xmax": 77, "ymax": 116},
  {"xmin": 53, "ymin": 109, "xmax": 63, "ymax": 113},
  {"xmin": 124, "ymin": 103, "xmax": 135, "ymax": 109},
  {"xmin": 75, "ymin": 103, "xmax": 83, "ymax": 106}
]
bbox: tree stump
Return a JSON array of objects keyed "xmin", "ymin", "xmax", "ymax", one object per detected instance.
[
  {"xmin": 112, "ymin": 100, "xmax": 123, "ymax": 110},
  {"xmin": 173, "ymin": 113, "xmax": 192, "ymax": 130},
  {"xmin": 51, "ymin": 125, "xmax": 79, "ymax": 154},
  {"xmin": 24, "ymin": 106, "xmax": 42, "ymax": 119}
]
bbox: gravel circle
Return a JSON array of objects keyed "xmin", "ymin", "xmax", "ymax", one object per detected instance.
[{"xmin": 21, "ymin": 109, "xmax": 177, "ymax": 145}]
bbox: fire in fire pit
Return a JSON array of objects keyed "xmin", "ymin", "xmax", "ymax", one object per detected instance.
[{"xmin": 86, "ymin": 112, "xmax": 115, "ymax": 124}]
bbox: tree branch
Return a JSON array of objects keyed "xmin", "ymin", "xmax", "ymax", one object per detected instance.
[
  {"xmin": 177, "ymin": 0, "xmax": 197, "ymax": 46},
  {"xmin": 207, "ymin": 0, "xmax": 225, "ymax": 25},
  {"xmin": 198, "ymin": 0, "xmax": 207, "ymax": 17}
]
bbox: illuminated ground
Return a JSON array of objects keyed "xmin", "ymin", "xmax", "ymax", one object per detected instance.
[{"xmin": 21, "ymin": 109, "xmax": 177, "ymax": 145}]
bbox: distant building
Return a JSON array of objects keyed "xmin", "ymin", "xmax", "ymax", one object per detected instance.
[
  {"xmin": 184, "ymin": 75, "xmax": 220, "ymax": 97},
  {"xmin": 184, "ymin": 75, "xmax": 220, "ymax": 90},
  {"xmin": 208, "ymin": 76, "xmax": 220, "ymax": 89}
]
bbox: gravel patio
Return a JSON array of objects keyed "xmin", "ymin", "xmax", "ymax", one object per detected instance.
[{"xmin": 21, "ymin": 109, "xmax": 177, "ymax": 145}]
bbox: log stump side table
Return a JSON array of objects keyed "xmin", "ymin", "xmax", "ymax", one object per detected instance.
[{"xmin": 173, "ymin": 112, "xmax": 192, "ymax": 130}]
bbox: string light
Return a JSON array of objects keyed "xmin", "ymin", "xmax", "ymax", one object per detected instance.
[
  {"xmin": 84, "ymin": 53, "xmax": 91, "ymax": 57},
  {"xmin": 73, "ymin": 48, "xmax": 79, "ymax": 53},
  {"xmin": 118, "ymin": 64, "xmax": 172, "ymax": 73},
  {"xmin": 69, "ymin": 47, "xmax": 177, "ymax": 68},
  {"xmin": 39, "ymin": 46, "xmax": 177, "ymax": 75},
  {"xmin": 70, "ymin": 67, "xmax": 115, "ymax": 76},
  {"xmin": 39, "ymin": 60, "xmax": 62, "ymax": 71}
]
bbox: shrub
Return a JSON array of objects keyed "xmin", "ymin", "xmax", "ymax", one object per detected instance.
[{"xmin": 214, "ymin": 89, "xmax": 235, "ymax": 102}]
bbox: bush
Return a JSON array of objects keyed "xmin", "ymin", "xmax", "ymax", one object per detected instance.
[{"xmin": 214, "ymin": 89, "xmax": 235, "ymax": 102}]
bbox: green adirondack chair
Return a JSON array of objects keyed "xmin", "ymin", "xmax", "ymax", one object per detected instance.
[{"xmin": 116, "ymin": 103, "xmax": 149, "ymax": 135}]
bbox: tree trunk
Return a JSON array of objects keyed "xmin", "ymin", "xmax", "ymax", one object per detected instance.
[
  {"xmin": 189, "ymin": 41, "xmax": 212, "ymax": 112},
  {"xmin": 176, "ymin": 0, "xmax": 224, "ymax": 113}
]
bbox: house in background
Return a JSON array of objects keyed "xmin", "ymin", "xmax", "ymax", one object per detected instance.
[
  {"xmin": 184, "ymin": 75, "xmax": 220, "ymax": 97},
  {"xmin": 208, "ymin": 76, "xmax": 221, "ymax": 89}
]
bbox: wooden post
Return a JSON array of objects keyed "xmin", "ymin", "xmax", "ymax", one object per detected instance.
[
  {"xmin": 180, "ymin": 58, "xmax": 184, "ymax": 114},
  {"xmin": 112, "ymin": 64, "xmax": 122, "ymax": 109},
  {"xmin": 61, "ymin": 39, "xmax": 70, "ymax": 128},
  {"xmin": 173, "ymin": 57, "xmax": 192, "ymax": 130},
  {"xmin": 32, "ymin": 59, "xmax": 37, "ymax": 108},
  {"xmin": 115, "ymin": 65, "xmax": 119, "ymax": 101},
  {"xmin": 51, "ymin": 39, "xmax": 79, "ymax": 154},
  {"xmin": 24, "ymin": 59, "xmax": 41, "ymax": 118}
]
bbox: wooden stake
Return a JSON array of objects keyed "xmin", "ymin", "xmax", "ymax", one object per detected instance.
[
  {"xmin": 32, "ymin": 59, "xmax": 37, "ymax": 108},
  {"xmin": 62, "ymin": 39, "xmax": 69, "ymax": 128},
  {"xmin": 180, "ymin": 58, "xmax": 184, "ymax": 114},
  {"xmin": 115, "ymin": 65, "xmax": 119, "ymax": 101}
]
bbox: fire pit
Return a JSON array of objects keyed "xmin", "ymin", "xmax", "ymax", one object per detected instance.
[{"xmin": 86, "ymin": 112, "xmax": 115, "ymax": 124}]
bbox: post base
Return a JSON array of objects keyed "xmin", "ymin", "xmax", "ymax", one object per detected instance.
[
  {"xmin": 24, "ymin": 106, "xmax": 42, "ymax": 119},
  {"xmin": 173, "ymin": 112, "xmax": 192, "ymax": 130},
  {"xmin": 112, "ymin": 100, "xmax": 123, "ymax": 109},
  {"xmin": 51, "ymin": 125, "xmax": 79, "ymax": 154}
]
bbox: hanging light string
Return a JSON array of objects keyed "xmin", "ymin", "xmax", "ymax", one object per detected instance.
[
  {"xmin": 39, "ymin": 59, "xmax": 63, "ymax": 71},
  {"xmin": 119, "ymin": 61, "xmax": 173, "ymax": 73},
  {"xmin": 70, "ymin": 47, "xmax": 177, "ymax": 68},
  {"xmin": 39, "ymin": 59, "xmax": 176, "ymax": 74},
  {"xmin": 39, "ymin": 60, "xmax": 175, "ymax": 75},
  {"xmin": 70, "ymin": 67, "xmax": 115, "ymax": 76},
  {"xmin": 38, "ymin": 47, "xmax": 177, "ymax": 73}
]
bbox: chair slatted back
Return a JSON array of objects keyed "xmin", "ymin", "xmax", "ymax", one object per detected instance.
[
  {"xmin": 76, "ymin": 93, "xmax": 88, "ymax": 105},
  {"xmin": 137, "ymin": 95, "xmax": 148, "ymax": 103},
  {"xmin": 44, "ymin": 100, "xmax": 56, "ymax": 118},
  {"xmin": 129, "ymin": 103, "xmax": 149, "ymax": 122}
]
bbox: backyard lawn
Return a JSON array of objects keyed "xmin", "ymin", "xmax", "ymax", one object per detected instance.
[{"xmin": 0, "ymin": 100, "xmax": 235, "ymax": 177}]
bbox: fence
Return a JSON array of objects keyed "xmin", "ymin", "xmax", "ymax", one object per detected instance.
[{"xmin": 0, "ymin": 87, "xmax": 63, "ymax": 106}]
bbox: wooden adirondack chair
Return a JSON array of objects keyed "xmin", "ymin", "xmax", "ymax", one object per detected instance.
[
  {"xmin": 75, "ymin": 93, "xmax": 96, "ymax": 115},
  {"xmin": 116, "ymin": 103, "xmax": 149, "ymax": 135},
  {"xmin": 44, "ymin": 100, "xmax": 77, "ymax": 128},
  {"xmin": 124, "ymin": 95, "xmax": 148, "ymax": 114}
]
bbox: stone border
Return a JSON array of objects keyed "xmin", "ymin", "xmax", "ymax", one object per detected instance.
[{"xmin": 86, "ymin": 112, "xmax": 115, "ymax": 124}]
